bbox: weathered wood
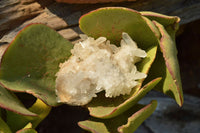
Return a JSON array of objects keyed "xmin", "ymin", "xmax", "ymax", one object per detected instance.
[
  {"xmin": 0, "ymin": 0, "xmax": 43, "ymax": 38},
  {"xmin": 0, "ymin": 7, "xmax": 79, "ymax": 43},
  {"xmin": 0, "ymin": 43, "xmax": 8, "ymax": 61},
  {"xmin": 58, "ymin": 28, "xmax": 79, "ymax": 40},
  {"xmin": 56, "ymin": 0, "xmax": 136, "ymax": 4}
]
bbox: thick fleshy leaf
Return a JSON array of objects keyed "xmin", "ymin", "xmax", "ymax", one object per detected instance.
[
  {"xmin": 16, "ymin": 128, "xmax": 37, "ymax": 133},
  {"xmin": 0, "ymin": 24, "xmax": 73, "ymax": 106},
  {"xmin": 137, "ymin": 46, "xmax": 158, "ymax": 86},
  {"xmin": 79, "ymin": 7, "xmax": 159, "ymax": 49},
  {"xmin": 141, "ymin": 11, "xmax": 180, "ymax": 28},
  {"xmin": 16, "ymin": 123, "xmax": 37, "ymax": 133},
  {"xmin": 145, "ymin": 52, "xmax": 183, "ymax": 106},
  {"xmin": 78, "ymin": 100, "xmax": 157, "ymax": 133},
  {"xmin": 23, "ymin": 123, "xmax": 33, "ymax": 129},
  {"xmin": 79, "ymin": 120, "xmax": 109, "ymax": 133},
  {"xmin": 0, "ymin": 86, "xmax": 36, "ymax": 116},
  {"xmin": 141, "ymin": 16, "xmax": 160, "ymax": 39},
  {"xmin": 118, "ymin": 100, "xmax": 157, "ymax": 133},
  {"xmin": 7, "ymin": 99, "xmax": 51, "ymax": 132},
  {"xmin": 88, "ymin": 77, "xmax": 161, "ymax": 119},
  {"xmin": 87, "ymin": 46, "xmax": 159, "ymax": 119},
  {"xmin": 0, "ymin": 117, "xmax": 12, "ymax": 133},
  {"xmin": 136, "ymin": 12, "xmax": 183, "ymax": 106},
  {"xmin": 125, "ymin": 45, "xmax": 158, "ymax": 96},
  {"xmin": 154, "ymin": 21, "xmax": 183, "ymax": 106}
]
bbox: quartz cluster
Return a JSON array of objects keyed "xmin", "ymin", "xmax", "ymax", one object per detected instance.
[{"xmin": 55, "ymin": 32, "xmax": 147, "ymax": 105}]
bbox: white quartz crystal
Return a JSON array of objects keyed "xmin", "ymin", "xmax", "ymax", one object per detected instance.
[{"xmin": 55, "ymin": 32, "xmax": 147, "ymax": 105}]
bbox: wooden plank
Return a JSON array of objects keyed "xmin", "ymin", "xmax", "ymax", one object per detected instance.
[{"xmin": 0, "ymin": 0, "xmax": 43, "ymax": 38}]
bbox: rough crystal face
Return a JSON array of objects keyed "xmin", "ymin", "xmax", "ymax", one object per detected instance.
[{"xmin": 55, "ymin": 32, "xmax": 147, "ymax": 106}]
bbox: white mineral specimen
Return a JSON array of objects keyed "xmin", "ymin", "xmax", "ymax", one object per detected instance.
[{"xmin": 55, "ymin": 32, "xmax": 147, "ymax": 105}]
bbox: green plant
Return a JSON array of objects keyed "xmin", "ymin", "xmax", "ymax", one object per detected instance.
[{"xmin": 0, "ymin": 7, "xmax": 183, "ymax": 133}]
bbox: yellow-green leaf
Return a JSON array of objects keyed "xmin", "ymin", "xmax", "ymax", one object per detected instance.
[
  {"xmin": 7, "ymin": 99, "xmax": 51, "ymax": 132},
  {"xmin": 0, "ymin": 86, "xmax": 36, "ymax": 116},
  {"xmin": 141, "ymin": 11, "xmax": 180, "ymax": 28},
  {"xmin": 79, "ymin": 100, "xmax": 157, "ymax": 133},
  {"xmin": 88, "ymin": 77, "xmax": 161, "ymax": 119},
  {"xmin": 0, "ymin": 116, "xmax": 12, "ymax": 133},
  {"xmin": 154, "ymin": 21, "xmax": 183, "ymax": 106},
  {"xmin": 79, "ymin": 7, "xmax": 159, "ymax": 49},
  {"xmin": 16, "ymin": 128, "xmax": 37, "ymax": 133}
]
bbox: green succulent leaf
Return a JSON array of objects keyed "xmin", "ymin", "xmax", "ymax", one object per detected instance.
[
  {"xmin": 118, "ymin": 100, "xmax": 157, "ymax": 133},
  {"xmin": 0, "ymin": 116, "xmax": 12, "ymax": 133},
  {"xmin": 79, "ymin": 100, "xmax": 157, "ymax": 133},
  {"xmin": 141, "ymin": 16, "xmax": 160, "ymax": 39},
  {"xmin": 137, "ymin": 46, "xmax": 158, "ymax": 86},
  {"xmin": 0, "ymin": 24, "xmax": 73, "ymax": 106},
  {"xmin": 79, "ymin": 120, "xmax": 109, "ymax": 133},
  {"xmin": 16, "ymin": 128, "xmax": 37, "ymax": 133},
  {"xmin": 7, "ymin": 99, "xmax": 51, "ymax": 132},
  {"xmin": 16, "ymin": 123, "xmax": 37, "ymax": 133},
  {"xmin": 88, "ymin": 77, "xmax": 161, "ymax": 119},
  {"xmin": 79, "ymin": 7, "xmax": 159, "ymax": 49},
  {"xmin": 23, "ymin": 123, "xmax": 33, "ymax": 129},
  {"xmin": 125, "ymin": 45, "xmax": 158, "ymax": 96},
  {"xmin": 0, "ymin": 86, "xmax": 36, "ymax": 116},
  {"xmin": 141, "ymin": 11, "xmax": 180, "ymax": 28},
  {"xmin": 87, "ymin": 46, "xmax": 159, "ymax": 119},
  {"xmin": 154, "ymin": 21, "xmax": 183, "ymax": 106}
]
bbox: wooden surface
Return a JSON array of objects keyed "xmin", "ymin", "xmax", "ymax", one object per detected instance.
[
  {"xmin": 0, "ymin": 0, "xmax": 200, "ymax": 46},
  {"xmin": 56, "ymin": 0, "xmax": 137, "ymax": 4}
]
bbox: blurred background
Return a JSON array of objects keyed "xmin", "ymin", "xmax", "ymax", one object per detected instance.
[{"xmin": 0, "ymin": 0, "xmax": 200, "ymax": 132}]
